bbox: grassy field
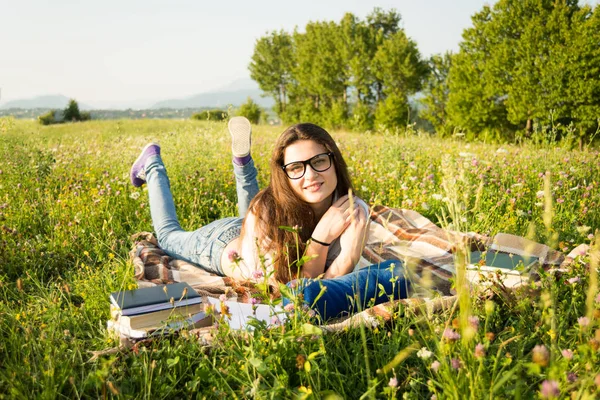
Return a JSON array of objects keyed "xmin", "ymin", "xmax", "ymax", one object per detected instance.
[{"xmin": 0, "ymin": 117, "xmax": 599, "ymax": 399}]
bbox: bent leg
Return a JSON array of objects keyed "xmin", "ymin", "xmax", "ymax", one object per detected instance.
[{"xmin": 233, "ymin": 158, "xmax": 259, "ymax": 218}]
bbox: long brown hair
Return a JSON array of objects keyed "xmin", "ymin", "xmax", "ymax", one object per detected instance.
[{"xmin": 246, "ymin": 123, "xmax": 353, "ymax": 283}]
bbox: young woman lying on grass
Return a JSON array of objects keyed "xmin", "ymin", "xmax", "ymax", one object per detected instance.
[{"xmin": 130, "ymin": 119, "xmax": 408, "ymax": 318}]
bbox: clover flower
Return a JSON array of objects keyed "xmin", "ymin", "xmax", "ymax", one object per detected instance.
[
  {"xmin": 227, "ymin": 249, "xmax": 241, "ymax": 263},
  {"xmin": 468, "ymin": 316, "xmax": 480, "ymax": 330},
  {"xmin": 474, "ymin": 343, "xmax": 485, "ymax": 358},
  {"xmin": 532, "ymin": 345, "xmax": 549, "ymax": 367},
  {"xmin": 442, "ymin": 328, "xmax": 461, "ymax": 341},
  {"xmin": 251, "ymin": 269, "xmax": 264, "ymax": 280},
  {"xmin": 430, "ymin": 361, "xmax": 440, "ymax": 372},
  {"xmin": 561, "ymin": 349, "xmax": 573, "ymax": 360},
  {"xmin": 578, "ymin": 316, "xmax": 590, "ymax": 328},
  {"xmin": 388, "ymin": 376, "xmax": 398, "ymax": 388},
  {"xmin": 567, "ymin": 277, "xmax": 580, "ymax": 284},
  {"xmin": 284, "ymin": 303, "xmax": 295, "ymax": 312},
  {"xmin": 539, "ymin": 380, "xmax": 560, "ymax": 399},
  {"xmin": 450, "ymin": 358, "xmax": 461, "ymax": 370}
]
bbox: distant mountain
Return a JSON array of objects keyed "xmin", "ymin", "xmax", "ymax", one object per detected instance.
[
  {"xmin": 0, "ymin": 94, "xmax": 93, "ymax": 110},
  {"xmin": 0, "ymin": 78, "xmax": 274, "ymax": 111},
  {"xmin": 151, "ymin": 87, "xmax": 274, "ymax": 109}
]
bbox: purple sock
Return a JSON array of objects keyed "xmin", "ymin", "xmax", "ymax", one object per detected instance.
[{"xmin": 233, "ymin": 154, "xmax": 252, "ymax": 166}]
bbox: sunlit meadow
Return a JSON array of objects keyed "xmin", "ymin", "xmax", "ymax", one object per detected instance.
[{"xmin": 0, "ymin": 117, "xmax": 599, "ymax": 399}]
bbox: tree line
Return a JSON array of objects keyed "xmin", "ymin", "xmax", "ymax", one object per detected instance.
[{"xmin": 250, "ymin": 1, "xmax": 600, "ymax": 143}]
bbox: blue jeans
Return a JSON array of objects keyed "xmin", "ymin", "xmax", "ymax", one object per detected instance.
[
  {"xmin": 284, "ymin": 260, "xmax": 409, "ymax": 320},
  {"xmin": 145, "ymin": 154, "xmax": 259, "ymax": 275}
]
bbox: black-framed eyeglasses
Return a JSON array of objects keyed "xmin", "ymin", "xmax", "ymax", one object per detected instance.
[{"xmin": 282, "ymin": 152, "xmax": 334, "ymax": 180}]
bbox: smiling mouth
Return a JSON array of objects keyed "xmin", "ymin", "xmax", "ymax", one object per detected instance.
[{"xmin": 304, "ymin": 182, "xmax": 323, "ymax": 191}]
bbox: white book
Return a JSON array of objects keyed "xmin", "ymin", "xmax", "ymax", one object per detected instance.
[{"xmin": 207, "ymin": 297, "xmax": 286, "ymax": 330}]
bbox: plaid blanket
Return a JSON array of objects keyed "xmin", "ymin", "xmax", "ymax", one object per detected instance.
[{"xmin": 130, "ymin": 205, "xmax": 579, "ymax": 300}]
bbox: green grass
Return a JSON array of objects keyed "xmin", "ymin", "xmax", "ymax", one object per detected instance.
[{"xmin": 0, "ymin": 117, "xmax": 599, "ymax": 399}]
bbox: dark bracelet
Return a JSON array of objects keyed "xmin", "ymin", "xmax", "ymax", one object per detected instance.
[{"xmin": 310, "ymin": 237, "xmax": 331, "ymax": 247}]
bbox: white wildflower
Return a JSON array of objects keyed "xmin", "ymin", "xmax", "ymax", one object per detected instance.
[{"xmin": 417, "ymin": 347, "xmax": 433, "ymax": 359}]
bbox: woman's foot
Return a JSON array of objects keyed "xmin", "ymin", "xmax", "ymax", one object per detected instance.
[
  {"xmin": 130, "ymin": 143, "xmax": 161, "ymax": 187},
  {"xmin": 228, "ymin": 117, "xmax": 252, "ymax": 164}
]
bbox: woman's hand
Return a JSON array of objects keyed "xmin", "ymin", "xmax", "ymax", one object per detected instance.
[
  {"xmin": 323, "ymin": 206, "xmax": 369, "ymax": 278},
  {"xmin": 311, "ymin": 195, "xmax": 359, "ymax": 244}
]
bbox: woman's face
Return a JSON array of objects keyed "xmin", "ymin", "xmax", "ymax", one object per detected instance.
[{"xmin": 283, "ymin": 140, "xmax": 337, "ymax": 214}]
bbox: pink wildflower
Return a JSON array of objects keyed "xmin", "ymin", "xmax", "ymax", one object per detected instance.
[
  {"xmin": 388, "ymin": 376, "xmax": 398, "ymax": 388},
  {"xmin": 468, "ymin": 316, "xmax": 480, "ymax": 330},
  {"xmin": 250, "ymin": 297, "xmax": 260, "ymax": 305},
  {"xmin": 442, "ymin": 328, "xmax": 461, "ymax": 341},
  {"xmin": 227, "ymin": 249, "xmax": 240, "ymax": 263},
  {"xmin": 539, "ymin": 380, "xmax": 560, "ymax": 399},
  {"xmin": 567, "ymin": 372, "xmax": 577, "ymax": 383},
  {"xmin": 284, "ymin": 303, "xmax": 295, "ymax": 312},
  {"xmin": 430, "ymin": 361, "xmax": 440, "ymax": 372},
  {"xmin": 474, "ymin": 343, "xmax": 486, "ymax": 358},
  {"xmin": 578, "ymin": 316, "xmax": 590, "ymax": 327},
  {"xmin": 567, "ymin": 277, "xmax": 580, "ymax": 284},
  {"xmin": 561, "ymin": 349, "xmax": 573, "ymax": 360},
  {"xmin": 251, "ymin": 269, "xmax": 264, "ymax": 280},
  {"xmin": 450, "ymin": 358, "xmax": 461, "ymax": 370},
  {"xmin": 270, "ymin": 316, "xmax": 281, "ymax": 326},
  {"xmin": 219, "ymin": 294, "xmax": 227, "ymax": 302}
]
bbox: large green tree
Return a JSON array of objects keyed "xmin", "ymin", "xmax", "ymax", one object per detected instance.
[
  {"xmin": 372, "ymin": 30, "xmax": 428, "ymax": 129},
  {"xmin": 249, "ymin": 31, "xmax": 294, "ymax": 115},
  {"xmin": 445, "ymin": 0, "xmax": 599, "ymax": 141},
  {"xmin": 249, "ymin": 8, "xmax": 428, "ymax": 131}
]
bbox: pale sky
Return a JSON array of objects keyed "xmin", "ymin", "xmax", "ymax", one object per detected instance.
[{"xmin": 2, "ymin": 0, "xmax": 581, "ymax": 108}]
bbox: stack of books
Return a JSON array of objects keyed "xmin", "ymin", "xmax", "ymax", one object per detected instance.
[{"xmin": 107, "ymin": 282, "xmax": 212, "ymax": 340}]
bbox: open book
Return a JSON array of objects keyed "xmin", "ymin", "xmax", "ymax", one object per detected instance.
[{"xmin": 465, "ymin": 250, "xmax": 540, "ymax": 288}]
